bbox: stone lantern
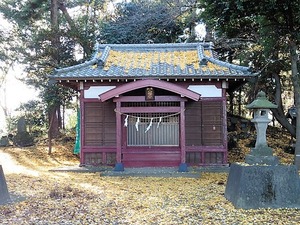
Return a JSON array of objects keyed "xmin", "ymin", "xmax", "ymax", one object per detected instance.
[
  {"xmin": 225, "ymin": 91, "xmax": 300, "ymax": 209},
  {"xmin": 245, "ymin": 91, "xmax": 278, "ymax": 165}
]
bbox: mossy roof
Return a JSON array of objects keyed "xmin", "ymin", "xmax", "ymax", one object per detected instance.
[{"xmin": 50, "ymin": 42, "xmax": 255, "ymax": 80}]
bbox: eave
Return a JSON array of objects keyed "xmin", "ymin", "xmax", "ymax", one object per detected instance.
[{"xmin": 49, "ymin": 42, "xmax": 257, "ymax": 93}]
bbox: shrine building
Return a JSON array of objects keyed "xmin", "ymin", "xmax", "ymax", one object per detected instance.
[{"xmin": 49, "ymin": 42, "xmax": 256, "ymax": 171}]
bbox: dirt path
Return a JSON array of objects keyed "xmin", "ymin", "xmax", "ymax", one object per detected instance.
[{"xmin": 0, "ymin": 149, "xmax": 39, "ymax": 176}]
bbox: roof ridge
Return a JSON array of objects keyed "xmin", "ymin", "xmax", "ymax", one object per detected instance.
[
  {"xmin": 54, "ymin": 58, "xmax": 97, "ymax": 73},
  {"xmin": 205, "ymin": 56, "xmax": 251, "ymax": 72},
  {"xmin": 97, "ymin": 42, "xmax": 214, "ymax": 50},
  {"xmin": 98, "ymin": 46, "xmax": 111, "ymax": 67},
  {"xmin": 196, "ymin": 44, "xmax": 210, "ymax": 65}
]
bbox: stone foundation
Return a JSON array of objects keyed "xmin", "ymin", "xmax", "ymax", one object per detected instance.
[{"xmin": 225, "ymin": 163, "xmax": 300, "ymax": 209}]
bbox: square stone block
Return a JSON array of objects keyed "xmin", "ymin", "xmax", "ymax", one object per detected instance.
[{"xmin": 225, "ymin": 163, "xmax": 300, "ymax": 209}]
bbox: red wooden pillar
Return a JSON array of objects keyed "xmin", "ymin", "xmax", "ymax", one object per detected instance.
[
  {"xmin": 114, "ymin": 101, "xmax": 124, "ymax": 171},
  {"xmin": 179, "ymin": 100, "xmax": 188, "ymax": 172},
  {"xmin": 222, "ymin": 83, "xmax": 228, "ymax": 164},
  {"xmin": 79, "ymin": 87, "xmax": 85, "ymax": 166}
]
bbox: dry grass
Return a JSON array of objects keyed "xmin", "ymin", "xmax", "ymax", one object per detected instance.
[
  {"xmin": 228, "ymin": 127, "xmax": 294, "ymax": 165},
  {"xmin": 0, "ymin": 131, "xmax": 299, "ymax": 224}
]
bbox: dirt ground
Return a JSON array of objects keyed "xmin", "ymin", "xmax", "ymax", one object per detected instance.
[{"xmin": 0, "ymin": 131, "xmax": 299, "ymax": 224}]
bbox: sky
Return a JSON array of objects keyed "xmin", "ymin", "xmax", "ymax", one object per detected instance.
[
  {"xmin": 6, "ymin": 67, "xmax": 38, "ymax": 110},
  {"xmin": 0, "ymin": 65, "xmax": 39, "ymax": 134},
  {"xmin": 0, "ymin": 15, "xmax": 39, "ymax": 134}
]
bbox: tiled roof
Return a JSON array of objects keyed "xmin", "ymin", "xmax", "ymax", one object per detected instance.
[{"xmin": 50, "ymin": 42, "xmax": 254, "ymax": 80}]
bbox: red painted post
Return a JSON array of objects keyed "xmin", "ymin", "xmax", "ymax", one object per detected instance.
[
  {"xmin": 178, "ymin": 100, "xmax": 188, "ymax": 172},
  {"xmin": 102, "ymin": 152, "xmax": 107, "ymax": 165},
  {"xmin": 79, "ymin": 88, "xmax": 85, "ymax": 166},
  {"xmin": 114, "ymin": 101, "xmax": 124, "ymax": 171},
  {"xmin": 180, "ymin": 100, "xmax": 186, "ymax": 163},
  {"xmin": 222, "ymin": 88, "xmax": 228, "ymax": 164}
]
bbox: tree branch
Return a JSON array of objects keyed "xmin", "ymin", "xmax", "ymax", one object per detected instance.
[
  {"xmin": 58, "ymin": 1, "xmax": 92, "ymax": 56},
  {"xmin": 271, "ymin": 72, "xmax": 296, "ymax": 137}
]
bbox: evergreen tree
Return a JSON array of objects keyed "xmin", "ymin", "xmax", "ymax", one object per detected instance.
[
  {"xmin": 199, "ymin": 0, "xmax": 300, "ymax": 167},
  {"xmin": 0, "ymin": 0, "xmax": 107, "ymax": 152},
  {"xmin": 99, "ymin": 0, "xmax": 183, "ymax": 44}
]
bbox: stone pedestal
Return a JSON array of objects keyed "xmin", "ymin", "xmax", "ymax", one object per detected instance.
[
  {"xmin": 245, "ymin": 145, "xmax": 279, "ymax": 165},
  {"xmin": 224, "ymin": 91, "xmax": 300, "ymax": 209},
  {"xmin": 225, "ymin": 163, "xmax": 300, "ymax": 209},
  {"xmin": 0, "ymin": 165, "xmax": 10, "ymax": 205}
]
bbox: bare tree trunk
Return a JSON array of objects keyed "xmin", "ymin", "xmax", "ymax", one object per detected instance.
[
  {"xmin": 51, "ymin": 0, "xmax": 59, "ymax": 60},
  {"xmin": 0, "ymin": 63, "xmax": 14, "ymax": 129},
  {"xmin": 0, "ymin": 83, "xmax": 8, "ymax": 118},
  {"xmin": 47, "ymin": 106, "xmax": 60, "ymax": 155},
  {"xmin": 238, "ymin": 88, "xmax": 242, "ymax": 115},
  {"xmin": 48, "ymin": 0, "xmax": 59, "ymax": 155},
  {"xmin": 58, "ymin": 1, "xmax": 91, "ymax": 56},
  {"xmin": 289, "ymin": 41, "xmax": 300, "ymax": 169},
  {"xmin": 53, "ymin": 106, "xmax": 60, "ymax": 136},
  {"xmin": 271, "ymin": 72, "xmax": 296, "ymax": 137},
  {"xmin": 62, "ymin": 104, "xmax": 65, "ymax": 130},
  {"xmin": 48, "ymin": 110, "xmax": 54, "ymax": 155},
  {"xmin": 228, "ymin": 92, "xmax": 234, "ymax": 114}
]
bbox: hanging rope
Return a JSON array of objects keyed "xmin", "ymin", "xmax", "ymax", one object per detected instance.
[
  {"xmin": 114, "ymin": 108, "xmax": 184, "ymax": 132},
  {"xmin": 114, "ymin": 108, "xmax": 183, "ymax": 120}
]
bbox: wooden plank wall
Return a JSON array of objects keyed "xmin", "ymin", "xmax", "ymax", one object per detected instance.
[
  {"xmin": 84, "ymin": 101, "xmax": 116, "ymax": 146},
  {"xmin": 83, "ymin": 101, "xmax": 117, "ymax": 166},
  {"xmin": 82, "ymin": 99, "xmax": 226, "ymax": 167},
  {"xmin": 185, "ymin": 100, "xmax": 225, "ymax": 165}
]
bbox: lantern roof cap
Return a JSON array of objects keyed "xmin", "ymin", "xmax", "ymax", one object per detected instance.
[{"xmin": 246, "ymin": 91, "xmax": 278, "ymax": 109}]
